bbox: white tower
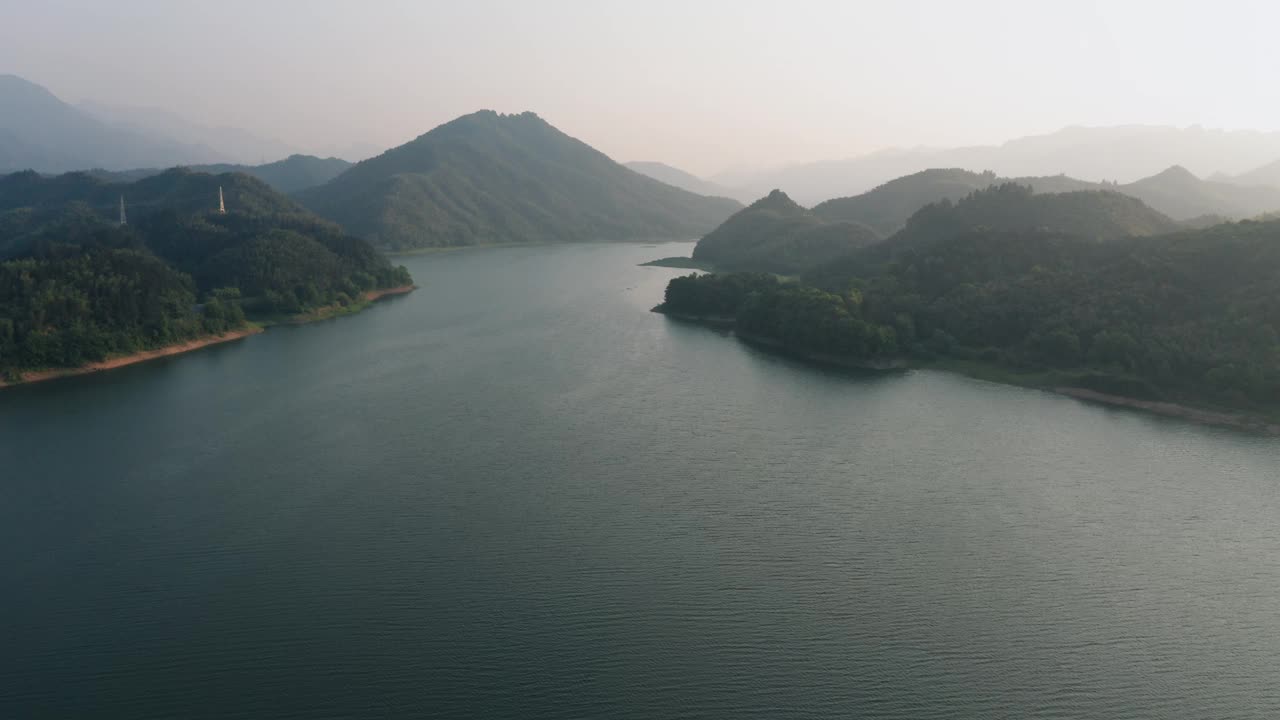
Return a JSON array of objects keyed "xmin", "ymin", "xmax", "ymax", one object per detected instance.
[
  {"xmin": 119, "ymin": 195, "xmax": 127, "ymax": 226},
  {"xmin": 218, "ymin": 186, "xmax": 227, "ymax": 214}
]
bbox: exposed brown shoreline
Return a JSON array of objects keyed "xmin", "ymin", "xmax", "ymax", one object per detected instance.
[
  {"xmin": 1, "ymin": 285, "xmax": 419, "ymax": 391},
  {"xmin": 363, "ymin": 285, "xmax": 416, "ymax": 302},
  {"xmin": 0, "ymin": 327, "xmax": 265, "ymax": 390},
  {"xmin": 1054, "ymin": 387, "xmax": 1280, "ymax": 436}
]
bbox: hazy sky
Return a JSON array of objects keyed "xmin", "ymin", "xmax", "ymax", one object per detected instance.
[{"xmin": 3, "ymin": 0, "xmax": 1278, "ymax": 174}]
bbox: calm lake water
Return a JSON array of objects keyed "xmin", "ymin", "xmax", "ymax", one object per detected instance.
[{"xmin": 3, "ymin": 242, "xmax": 1279, "ymax": 719}]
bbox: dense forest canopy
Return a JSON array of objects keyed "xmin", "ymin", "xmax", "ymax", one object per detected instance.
[
  {"xmin": 0, "ymin": 169, "xmax": 411, "ymax": 376},
  {"xmin": 301, "ymin": 110, "xmax": 741, "ymax": 250}
]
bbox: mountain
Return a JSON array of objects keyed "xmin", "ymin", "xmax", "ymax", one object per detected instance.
[
  {"xmin": 78, "ymin": 100, "xmax": 296, "ymax": 166},
  {"xmin": 86, "ymin": 155, "xmax": 354, "ymax": 194},
  {"xmin": 690, "ymin": 190, "xmax": 880, "ymax": 274},
  {"xmin": 720, "ymin": 125, "xmax": 1280, "ymax": 205},
  {"xmin": 624, "ymin": 161, "xmax": 745, "ymax": 201},
  {"xmin": 0, "ymin": 75, "xmax": 223, "ymax": 173},
  {"xmin": 300, "ymin": 110, "xmax": 742, "ymax": 249}
]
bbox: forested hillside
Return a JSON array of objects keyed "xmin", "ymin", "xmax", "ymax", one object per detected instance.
[
  {"xmin": 662, "ymin": 213, "xmax": 1280, "ymax": 414},
  {"xmin": 0, "ymin": 169, "xmax": 411, "ymax": 376}
]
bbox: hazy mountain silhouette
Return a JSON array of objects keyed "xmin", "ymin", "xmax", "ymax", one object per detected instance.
[
  {"xmin": 301, "ymin": 110, "xmax": 742, "ymax": 249},
  {"xmin": 624, "ymin": 161, "xmax": 744, "ymax": 201},
  {"xmin": 810, "ymin": 166, "xmax": 1280, "ymax": 236},
  {"xmin": 719, "ymin": 125, "xmax": 1280, "ymax": 205},
  {"xmin": 1215, "ymin": 158, "xmax": 1280, "ymax": 192},
  {"xmin": 0, "ymin": 74, "xmax": 225, "ymax": 173},
  {"xmin": 77, "ymin": 100, "xmax": 298, "ymax": 166}
]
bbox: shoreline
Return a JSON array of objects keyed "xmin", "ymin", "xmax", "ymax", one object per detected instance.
[
  {"xmin": 0, "ymin": 327, "xmax": 264, "ymax": 390},
  {"xmin": 277, "ymin": 284, "xmax": 417, "ymax": 325},
  {"xmin": 363, "ymin": 284, "xmax": 416, "ymax": 302},
  {"xmin": 657, "ymin": 307, "xmax": 1280, "ymax": 435},
  {"xmin": 388, "ymin": 240, "xmax": 699, "ymax": 258},
  {"xmin": 1053, "ymin": 387, "xmax": 1280, "ymax": 436}
]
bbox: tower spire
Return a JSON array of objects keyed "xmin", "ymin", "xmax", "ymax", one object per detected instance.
[
  {"xmin": 119, "ymin": 195, "xmax": 127, "ymax": 226},
  {"xmin": 217, "ymin": 186, "xmax": 226, "ymax": 215}
]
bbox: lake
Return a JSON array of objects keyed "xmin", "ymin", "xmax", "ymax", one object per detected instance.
[{"xmin": 2, "ymin": 242, "xmax": 1279, "ymax": 719}]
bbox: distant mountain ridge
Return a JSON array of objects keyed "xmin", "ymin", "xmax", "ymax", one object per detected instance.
[
  {"xmin": 301, "ymin": 110, "xmax": 742, "ymax": 249},
  {"xmin": 718, "ymin": 125, "xmax": 1280, "ymax": 205},
  {"xmin": 810, "ymin": 166, "xmax": 1280, "ymax": 236},
  {"xmin": 0, "ymin": 74, "xmax": 226, "ymax": 173},
  {"xmin": 624, "ymin": 161, "xmax": 742, "ymax": 201},
  {"xmin": 77, "ymin": 100, "xmax": 297, "ymax": 166}
]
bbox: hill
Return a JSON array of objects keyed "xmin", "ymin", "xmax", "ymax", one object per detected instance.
[
  {"xmin": 690, "ymin": 190, "xmax": 880, "ymax": 274},
  {"xmin": 86, "ymin": 155, "xmax": 354, "ymax": 194},
  {"xmin": 887, "ymin": 184, "xmax": 1180, "ymax": 249},
  {"xmin": 806, "ymin": 184, "xmax": 1180, "ymax": 287},
  {"xmin": 718, "ymin": 125, "xmax": 1280, "ymax": 205},
  {"xmin": 624, "ymin": 161, "xmax": 745, "ymax": 201},
  {"xmin": 0, "ymin": 75, "xmax": 221, "ymax": 173},
  {"xmin": 300, "ymin": 110, "xmax": 742, "ymax": 249},
  {"xmin": 0, "ymin": 170, "xmax": 412, "ymax": 377}
]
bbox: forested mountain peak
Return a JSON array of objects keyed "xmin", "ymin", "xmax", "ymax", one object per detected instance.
[
  {"xmin": 689, "ymin": 189, "xmax": 880, "ymax": 274},
  {"xmin": 749, "ymin": 189, "xmax": 808, "ymax": 214},
  {"xmin": 300, "ymin": 110, "xmax": 740, "ymax": 249},
  {"xmin": 1134, "ymin": 165, "xmax": 1201, "ymax": 187}
]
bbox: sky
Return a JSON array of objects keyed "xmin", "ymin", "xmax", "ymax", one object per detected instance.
[{"xmin": 2, "ymin": 0, "xmax": 1279, "ymax": 174}]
